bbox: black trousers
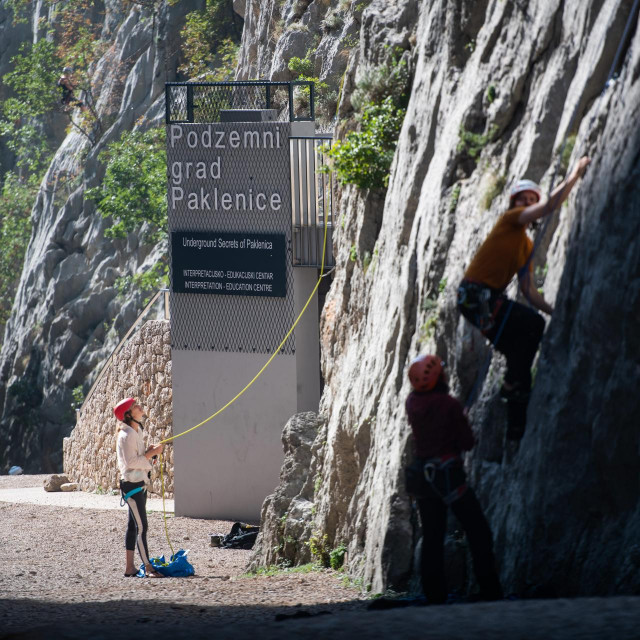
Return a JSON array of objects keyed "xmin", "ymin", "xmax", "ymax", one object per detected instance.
[
  {"xmin": 121, "ymin": 480, "xmax": 150, "ymax": 566},
  {"xmin": 460, "ymin": 291, "xmax": 545, "ymax": 392},
  {"xmin": 416, "ymin": 487, "xmax": 503, "ymax": 604}
]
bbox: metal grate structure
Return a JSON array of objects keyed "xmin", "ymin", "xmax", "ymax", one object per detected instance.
[
  {"xmin": 167, "ymin": 121, "xmax": 296, "ymax": 354},
  {"xmin": 166, "ymin": 81, "xmax": 315, "ymax": 124},
  {"xmin": 166, "ymin": 82, "xmax": 335, "ymax": 353},
  {"xmin": 290, "ymin": 135, "xmax": 335, "ymax": 269}
]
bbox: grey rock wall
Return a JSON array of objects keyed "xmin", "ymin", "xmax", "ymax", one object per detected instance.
[
  {"xmin": 2, "ymin": 0, "xmax": 639, "ymax": 600},
  {"xmin": 0, "ymin": 1, "xmax": 198, "ymax": 473}
]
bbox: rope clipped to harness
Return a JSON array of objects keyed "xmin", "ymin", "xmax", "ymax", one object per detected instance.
[{"xmin": 405, "ymin": 455, "xmax": 468, "ymax": 505}]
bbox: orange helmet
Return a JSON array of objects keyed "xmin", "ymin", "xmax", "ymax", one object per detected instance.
[
  {"xmin": 113, "ymin": 397, "xmax": 136, "ymax": 422},
  {"xmin": 408, "ymin": 355, "xmax": 443, "ymax": 392}
]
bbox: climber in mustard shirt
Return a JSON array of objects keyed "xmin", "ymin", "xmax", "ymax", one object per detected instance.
[{"xmin": 458, "ymin": 156, "xmax": 590, "ymax": 438}]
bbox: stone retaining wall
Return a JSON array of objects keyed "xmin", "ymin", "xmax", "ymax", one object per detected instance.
[{"xmin": 63, "ymin": 320, "xmax": 174, "ymax": 496}]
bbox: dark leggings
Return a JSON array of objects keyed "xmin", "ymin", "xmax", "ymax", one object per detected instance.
[
  {"xmin": 460, "ymin": 292, "xmax": 545, "ymax": 391},
  {"xmin": 121, "ymin": 480, "xmax": 150, "ymax": 566},
  {"xmin": 417, "ymin": 487, "xmax": 503, "ymax": 604}
]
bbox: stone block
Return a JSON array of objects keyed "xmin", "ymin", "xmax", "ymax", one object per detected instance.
[{"xmin": 44, "ymin": 474, "xmax": 70, "ymax": 492}]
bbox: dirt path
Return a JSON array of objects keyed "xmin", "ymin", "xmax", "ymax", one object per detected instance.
[{"xmin": 1, "ymin": 476, "xmax": 639, "ymax": 639}]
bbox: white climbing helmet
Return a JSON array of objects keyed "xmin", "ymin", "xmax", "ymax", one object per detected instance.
[{"xmin": 510, "ymin": 179, "xmax": 542, "ymax": 202}]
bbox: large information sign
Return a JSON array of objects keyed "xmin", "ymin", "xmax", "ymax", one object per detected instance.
[
  {"xmin": 171, "ymin": 230, "xmax": 286, "ymax": 297},
  {"xmin": 166, "ymin": 120, "xmax": 294, "ymax": 354}
]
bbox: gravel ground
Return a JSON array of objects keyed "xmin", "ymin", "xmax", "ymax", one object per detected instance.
[{"xmin": 1, "ymin": 475, "xmax": 639, "ymax": 640}]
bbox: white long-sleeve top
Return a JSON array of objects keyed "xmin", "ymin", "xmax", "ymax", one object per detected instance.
[{"xmin": 116, "ymin": 424, "xmax": 151, "ymax": 483}]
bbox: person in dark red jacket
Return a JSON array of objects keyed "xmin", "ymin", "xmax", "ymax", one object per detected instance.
[{"xmin": 405, "ymin": 354, "xmax": 502, "ymax": 604}]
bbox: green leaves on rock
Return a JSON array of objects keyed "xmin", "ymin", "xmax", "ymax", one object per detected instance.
[
  {"xmin": 323, "ymin": 97, "xmax": 406, "ymax": 190},
  {"xmin": 87, "ymin": 128, "xmax": 167, "ymax": 243}
]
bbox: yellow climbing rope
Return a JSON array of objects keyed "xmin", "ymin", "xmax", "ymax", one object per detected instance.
[{"xmin": 159, "ymin": 451, "xmax": 175, "ymax": 557}]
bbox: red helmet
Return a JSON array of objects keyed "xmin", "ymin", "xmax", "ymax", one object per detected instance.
[
  {"xmin": 113, "ymin": 397, "xmax": 136, "ymax": 422},
  {"xmin": 408, "ymin": 355, "xmax": 443, "ymax": 392}
]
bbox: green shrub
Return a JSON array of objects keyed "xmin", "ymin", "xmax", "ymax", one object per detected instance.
[
  {"xmin": 0, "ymin": 40, "xmax": 62, "ymax": 173},
  {"xmin": 115, "ymin": 261, "xmax": 169, "ymax": 304},
  {"xmin": 293, "ymin": 75, "xmax": 329, "ymax": 111},
  {"xmin": 71, "ymin": 386, "xmax": 85, "ymax": 410},
  {"xmin": 350, "ymin": 52, "xmax": 409, "ymax": 113},
  {"xmin": 179, "ymin": 0, "xmax": 242, "ymax": 79},
  {"xmin": 322, "ymin": 10, "xmax": 343, "ymax": 31},
  {"xmin": 87, "ymin": 128, "xmax": 167, "ymax": 243},
  {"xmin": 288, "ymin": 54, "xmax": 315, "ymax": 77},
  {"xmin": 449, "ymin": 183, "xmax": 461, "ymax": 213},
  {"xmin": 457, "ymin": 124, "xmax": 498, "ymax": 159},
  {"xmin": 308, "ymin": 533, "xmax": 331, "ymax": 567},
  {"xmin": 329, "ymin": 544, "xmax": 347, "ymax": 570},
  {"xmin": 323, "ymin": 96, "xmax": 405, "ymax": 190},
  {"xmin": 0, "ymin": 173, "xmax": 36, "ymax": 335}
]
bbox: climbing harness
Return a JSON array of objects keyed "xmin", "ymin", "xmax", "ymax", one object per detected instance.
[
  {"xmin": 405, "ymin": 454, "xmax": 468, "ymax": 505},
  {"xmin": 457, "ymin": 280, "xmax": 504, "ymax": 334},
  {"xmin": 463, "ymin": 0, "xmax": 640, "ymax": 409},
  {"xmin": 120, "ymin": 484, "xmax": 144, "ymax": 507},
  {"xmin": 423, "ymin": 455, "xmax": 468, "ymax": 506}
]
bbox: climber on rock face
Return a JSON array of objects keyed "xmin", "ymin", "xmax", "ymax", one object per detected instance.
[
  {"xmin": 58, "ymin": 66, "xmax": 84, "ymax": 110},
  {"xmin": 457, "ymin": 156, "xmax": 591, "ymax": 439}
]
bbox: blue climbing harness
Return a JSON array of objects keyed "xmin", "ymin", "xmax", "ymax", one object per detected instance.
[{"xmin": 120, "ymin": 485, "xmax": 144, "ymax": 507}]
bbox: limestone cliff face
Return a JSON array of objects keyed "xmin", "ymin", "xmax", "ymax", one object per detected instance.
[
  {"xmin": 245, "ymin": 0, "xmax": 640, "ymax": 596},
  {"xmin": 0, "ymin": 0, "xmax": 197, "ymax": 472}
]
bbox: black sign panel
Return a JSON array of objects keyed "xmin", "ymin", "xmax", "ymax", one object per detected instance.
[{"xmin": 171, "ymin": 231, "xmax": 286, "ymax": 297}]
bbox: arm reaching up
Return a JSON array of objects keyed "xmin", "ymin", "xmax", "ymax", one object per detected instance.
[{"xmin": 518, "ymin": 156, "xmax": 591, "ymax": 226}]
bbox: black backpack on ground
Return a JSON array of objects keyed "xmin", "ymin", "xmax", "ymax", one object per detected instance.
[{"xmin": 222, "ymin": 522, "xmax": 260, "ymax": 549}]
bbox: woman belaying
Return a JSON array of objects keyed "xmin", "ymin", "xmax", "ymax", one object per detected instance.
[
  {"xmin": 457, "ymin": 156, "xmax": 591, "ymax": 438},
  {"xmin": 114, "ymin": 397, "xmax": 165, "ymax": 578},
  {"xmin": 405, "ymin": 355, "xmax": 503, "ymax": 604}
]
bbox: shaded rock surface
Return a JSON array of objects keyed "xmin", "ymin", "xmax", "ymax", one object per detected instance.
[
  {"xmin": 249, "ymin": 411, "xmax": 323, "ymax": 568},
  {"xmin": 1, "ymin": 0, "xmax": 638, "ymax": 603}
]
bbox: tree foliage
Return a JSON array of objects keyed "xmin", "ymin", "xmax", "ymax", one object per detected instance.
[
  {"xmin": 178, "ymin": 0, "xmax": 242, "ymax": 79},
  {"xmin": 1, "ymin": 40, "xmax": 63, "ymax": 173},
  {"xmin": 0, "ymin": 173, "xmax": 36, "ymax": 327},
  {"xmin": 86, "ymin": 128, "xmax": 168, "ymax": 242},
  {"xmin": 323, "ymin": 97, "xmax": 406, "ymax": 190}
]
